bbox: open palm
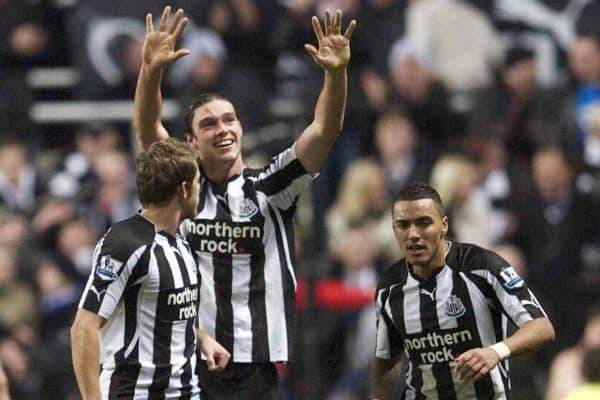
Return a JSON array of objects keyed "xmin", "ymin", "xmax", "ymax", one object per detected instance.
[
  {"xmin": 305, "ymin": 10, "xmax": 356, "ymax": 71},
  {"xmin": 143, "ymin": 6, "xmax": 189, "ymax": 70}
]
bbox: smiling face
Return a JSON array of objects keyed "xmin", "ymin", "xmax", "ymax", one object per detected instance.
[
  {"xmin": 186, "ymin": 99, "xmax": 243, "ymax": 177},
  {"xmin": 392, "ymin": 198, "xmax": 448, "ymax": 270}
]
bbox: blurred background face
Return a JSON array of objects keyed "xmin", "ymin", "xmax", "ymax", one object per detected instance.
[
  {"xmin": 504, "ymin": 59, "xmax": 537, "ymax": 98},
  {"xmin": 337, "ymin": 227, "xmax": 376, "ymax": 272},
  {"xmin": 569, "ymin": 37, "xmax": 600, "ymax": 84},
  {"xmin": 0, "ymin": 144, "xmax": 26, "ymax": 182},
  {"xmin": 532, "ymin": 150, "xmax": 572, "ymax": 202},
  {"xmin": 582, "ymin": 316, "xmax": 600, "ymax": 348},
  {"xmin": 391, "ymin": 56, "xmax": 430, "ymax": 101},
  {"xmin": 375, "ymin": 117, "xmax": 416, "ymax": 163}
]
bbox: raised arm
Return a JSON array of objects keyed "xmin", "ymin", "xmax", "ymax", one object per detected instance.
[
  {"xmin": 133, "ymin": 6, "xmax": 190, "ymax": 151},
  {"xmin": 71, "ymin": 309, "xmax": 105, "ymax": 400},
  {"xmin": 295, "ymin": 10, "xmax": 356, "ymax": 175}
]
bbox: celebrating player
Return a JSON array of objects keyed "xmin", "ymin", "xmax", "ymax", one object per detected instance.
[
  {"xmin": 71, "ymin": 139, "xmax": 230, "ymax": 400},
  {"xmin": 371, "ymin": 183, "xmax": 554, "ymax": 399},
  {"xmin": 133, "ymin": 5, "xmax": 355, "ymax": 399}
]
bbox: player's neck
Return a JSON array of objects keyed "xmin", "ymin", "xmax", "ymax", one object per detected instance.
[
  {"xmin": 204, "ymin": 156, "xmax": 244, "ymax": 183},
  {"xmin": 141, "ymin": 202, "xmax": 182, "ymax": 236}
]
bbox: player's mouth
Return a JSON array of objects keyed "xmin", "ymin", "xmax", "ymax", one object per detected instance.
[
  {"xmin": 406, "ymin": 243, "xmax": 426, "ymax": 255},
  {"xmin": 214, "ymin": 138, "xmax": 234, "ymax": 149}
]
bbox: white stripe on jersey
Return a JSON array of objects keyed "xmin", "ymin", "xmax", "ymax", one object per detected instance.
[
  {"xmin": 436, "ymin": 267, "xmax": 458, "ymax": 330},
  {"xmin": 262, "ymin": 210, "xmax": 288, "ymax": 361},
  {"xmin": 197, "ymin": 250, "xmax": 217, "ymax": 339},
  {"xmin": 403, "ymin": 274, "xmax": 422, "ymax": 334},
  {"xmin": 231, "ymin": 253, "xmax": 253, "ymax": 361},
  {"xmin": 471, "ymin": 269, "xmax": 536, "ymax": 327},
  {"xmin": 268, "ymin": 203, "xmax": 297, "ymax": 289}
]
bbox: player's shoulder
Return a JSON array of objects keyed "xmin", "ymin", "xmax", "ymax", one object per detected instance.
[
  {"xmin": 446, "ymin": 241, "xmax": 509, "ymax": 273},
  {"xmin": 99, "ymin": 214, "xmax": 156, "ymax": 262},
  {"xmin": 377, "ymin": 259, "xmax": 408, "ymax": 291}
]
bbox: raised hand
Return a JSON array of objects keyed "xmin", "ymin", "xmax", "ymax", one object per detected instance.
[
  {"xmin": 142, "ymin": 6, "xmax": 190, "ymax": 70},
  {"xmin": 305, "ymin": 9, "xmax": 356, "ymax": 71}
]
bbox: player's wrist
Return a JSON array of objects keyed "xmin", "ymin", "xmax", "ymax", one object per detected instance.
[{"xmin": 489, "ymin": 341, "xmax": 511, "ymax": 360}]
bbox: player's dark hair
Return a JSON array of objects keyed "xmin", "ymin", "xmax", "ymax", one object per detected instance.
[
  {"xmin": 392, "ymin": 183, "xmax": 445, "ymax": 216},
  {"xmin": 184, "ymin": 93, "xmax": 229, "ymax": 137},
  {"xmin": 582, "ymin": 347, "xmax": 600, "ymax": 382},
  {"xmin": 136, "ymin": 138, "xmax": 199, "ymax": 206}
]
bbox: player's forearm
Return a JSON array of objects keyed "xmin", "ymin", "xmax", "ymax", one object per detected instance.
[
  {"xmin": 133, "ymin": 64, "xmax": 169, "ymax": 151},
  {"xmin": 503, "ymin": 317, "xmax": 555, "ymax": 357},
  {"xmin": 71, "ymin": 322, "xmax": 102, "ymax": 400},
  {"xmin": 296, "ymin": 68, "xmax": 347, "ymax": 174},
  {"xmin": 370, "ymin": 357, "xmax": 399, "ymax": 400}
]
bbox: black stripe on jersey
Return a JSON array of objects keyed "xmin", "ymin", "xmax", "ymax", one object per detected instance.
[
  {"xmin": 149, "ymin": 244, "xmax": 176, "ymax": 397},
  {"xmin": 107, "ymin": 365, "xmax": 141, "ymax": 400},
  {"xmin": 213, "ymin": 197, "xmax": 234, "ymax": 354},
  {"xmin": 244, "ymin": 180, "xmax": 269, "ymax": 361},
  {"xmin": 451, "ymin": 272, "xmax": 496, "ymax": 399},
  {"xmin": 170, "ymin": 237, "xmax": 195, "ymax": 398},
  {"xmin": 379, "ymin": 287, "xmax": 405, "ymax": 361},
  {"xmin": 269, "ymin": 204, "xmax": 296, "ymax": 358},
  {"xmin": 419, "ymin": 279, "xmax": 457, "ymax": 400},
  {"xmin": 255, "ymin": 159, "xmax": 306, "ymax": 196}
]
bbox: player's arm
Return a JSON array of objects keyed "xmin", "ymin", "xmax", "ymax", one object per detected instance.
[
  {"xmin": 370, "ymin": 354, "xmax": 403, "ymax": 400},
  {"xmin": 196, "ymin": 329, "xmax": 231, "ymax": 372},
  {"xmin": 294, "ymin": 9, "xmax": 356, "ymax": 175},
  {"xmin": 455, "ymin": 317, "xmax": 554, "ymax": 382},
  {"xmin": 71, "ymin": 309, "xmax": 106, "ymax": 400},
  {"xmin": 133, "ymin": 6, "xmax": 190, "ymax": 151},
  {"xmin": 0, "ymin": 361, "xmax": 11, "ymax": 400}
]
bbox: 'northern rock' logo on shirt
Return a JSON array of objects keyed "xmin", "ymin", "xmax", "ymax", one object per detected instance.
[
  {"xmin": 162, "ymin": 285, "xmax": 199, "ymax": 321},
  {"xmin": 404, "ymin": 328, "xmax": 474, "ymax": 365},
  {"xmin": 188, "ymin": 220, "xmax": 263, "ymax": 254}
]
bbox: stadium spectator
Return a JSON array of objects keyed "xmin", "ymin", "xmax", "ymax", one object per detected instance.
[
  {"xmin": 430, "ymin": 154, "xmax": 494, "ymax": 247},
  {"xmin": 512, "ymin": 146, "xmax": 600, "ymax": 349},
  {"xmin": 546, "ymin": 304, "xmax": 600, "ymax": 400},
  {"xmin": 562, "ymin": 347, "xmax": 600, "ymax": 400},
  {"xmin": 373, "ymin": 110, "xmax": 436, "ymax": 198}
]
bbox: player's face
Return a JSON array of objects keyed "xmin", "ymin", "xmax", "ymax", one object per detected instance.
[
  {"xmin": 188, "ymin": 99, "xmax": 243, "ymax": 168},
  {"xmin": 392, "ymin": 199, "xmax": 448, "ymax": 269},
  {"xmin": 182, "ymin": 169, "xmax": 201, "ymax": 220}
]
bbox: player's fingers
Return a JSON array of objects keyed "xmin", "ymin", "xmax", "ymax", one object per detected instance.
[
  {"xmin": 206, "ymin": 354, "xmax": 216, "ymax": 370},
  {"xmin": 324, "ymin": 9, "xmax": 332, "ymax": 36},
  {"xmin": 172, "ymin": 17, "xmax": 188, "ymax": 40},
  {"xmin": 304, "ymin": 44, "xmax": 318, "ymax": 58},
  {"xmin": 343, "ymin": 20, "xmax": 357, "ymax": 40},
  {"xmin": 158, "ymin": 6, "xmax": 171, "ymax": 31},
  {"xmin": 173, "ymin": 48, "xmax": 190, "ymax": 60},
  {"xmin": 146, "ymin": 13, "xmax": 154, "ymax": 33},
  {"xmin": 311, "ymin": 16, "xmax": 324, "ymax": 46},
  {"xmin": 168, "ymin": 8, "xmax": 184, "ymax": 34},
  {"xmin": 333, "ymin": 9, "xmax": 341, "ymax": 35},
  {"xmin": 473, "ymin": 366, "xmax": 489, "ymax": 382}
]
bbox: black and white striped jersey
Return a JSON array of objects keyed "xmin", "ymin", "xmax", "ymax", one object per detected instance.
[
  {"xmin": 375, "ymin": 241, "xmax": 547, "ymax": 400},
  {"xmin": 180, "ymin": 145, "xmax": 312, "ymax": 363},
  {"xmin": 79, "ymin": 214, "xmax": 200, "ymax": 399}
]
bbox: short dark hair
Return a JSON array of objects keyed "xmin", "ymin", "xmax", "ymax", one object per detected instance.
[
  {"xmin": 582, "ymin": 347, "xmax": 600, "ymax": 382},
  {"xmin": 184, "ymin": 93, "xmax": 229, "ymax": 137},
  {"xmin": 392, "ymin": 183, "xmax": 445, "ymax": 216},
  {"xmin": 136, "ymin": 138, "xmax": 199, "ymax": 206}
]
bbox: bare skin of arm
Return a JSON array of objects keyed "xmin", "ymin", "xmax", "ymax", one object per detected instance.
[
  {"xmin": 455, "ymin": 317, "xmax": 555, "ymax": 381},
  {"xmin": 133, "ymin": 6, "xmax": 189, "ymax": 151},
  {"xmin": 71, "ymin": 309, "xmax": 106, "ymax": 400},
  {"xmin": 294, "ymin": 10, "xmax": 356, "ymax": 175},
  {"xmin": 370, "ymin": 354, "xmax": 403, "ymax": 400}
]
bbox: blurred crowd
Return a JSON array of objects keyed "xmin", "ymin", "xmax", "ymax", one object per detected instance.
[{"xmin": 0, "ymin": 0, "xmax": 600, "ymax": 399}]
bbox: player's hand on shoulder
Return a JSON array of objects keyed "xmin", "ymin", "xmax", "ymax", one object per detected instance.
[
  {"xmin": 304, "ymin": 9, "xmax": 356, "ymax": 71},
  {"xmin": 197, "ymin": 331, "xmax": 231, "ymax": 372},
  {"xmin": 454, "ymin": 347, "xmax": 500, "ymax": 382},
  {"xmin": 142, "ymin": 6, "xmax": 190, "ymax": 70}
]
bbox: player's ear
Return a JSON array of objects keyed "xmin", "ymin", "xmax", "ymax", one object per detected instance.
[{"xmin": 441, "ymin": 216, "xmax": 449, "ymax": 238}]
